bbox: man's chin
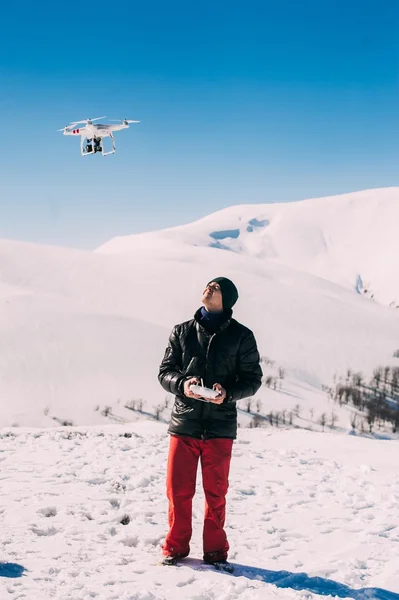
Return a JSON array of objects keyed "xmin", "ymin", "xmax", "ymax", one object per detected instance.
[{"xmin": 202, "ymin": 301, "xmax": 212, "ymax": 311}]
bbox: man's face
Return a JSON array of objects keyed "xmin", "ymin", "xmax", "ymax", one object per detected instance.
[{"xmin": 201, "ymin": 281, "xmax": 223, "ymax": 311}]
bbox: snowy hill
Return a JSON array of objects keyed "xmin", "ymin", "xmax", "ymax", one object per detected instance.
[
  {"xmin": 0, "ymin": 188, "xmax": 399, "ymax": 430},
  {"xmin": 2, "ymin": 423, "xmax": 399, "ymax": 599},
  {"xmin": 98, "ymin": 187, "xmax": 399, "ymax": 309}
]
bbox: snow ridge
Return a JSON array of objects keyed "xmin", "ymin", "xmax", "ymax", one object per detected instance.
[{"xmin": 98, "ymin": 187, "xmax": 399, "ymax": 308}]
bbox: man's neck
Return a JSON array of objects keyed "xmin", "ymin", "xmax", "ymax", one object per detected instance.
[{"xmin": 203, "ymin": 305, "xmax": 223, "ymax": 314}]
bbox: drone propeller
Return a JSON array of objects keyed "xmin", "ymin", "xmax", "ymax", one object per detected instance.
[
  {"xmin": 109, "ymin": 118, "xmax": 140, "ymax": 124},
  {"xmin": 57, "ymin": 125, "xmax": 72, "ymax": 131},
  {"xmin": 69, "ymin": 116, "xmax": 107, "ymax": 126}
]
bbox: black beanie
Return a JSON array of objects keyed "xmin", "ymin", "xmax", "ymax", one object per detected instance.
[{"xmin": 208, "ymin": 277, "xmax": 239, "ymax": 309}]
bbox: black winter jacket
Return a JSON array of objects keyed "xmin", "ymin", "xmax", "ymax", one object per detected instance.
[{"xmin": 158, "ymin": 308, "xmax": 262, "ymax": 439}]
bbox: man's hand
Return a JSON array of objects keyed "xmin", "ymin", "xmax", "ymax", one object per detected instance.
[
  {"xmin": 211, "ymin": 383, "xmax": 226, "ymax": 404},
  {"xmin": 183, "ymin": 377, "xmax": 203, "ymax": 399}
]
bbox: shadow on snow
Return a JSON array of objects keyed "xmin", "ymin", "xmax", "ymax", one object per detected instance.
[
  {"xmin": 0, "ymin": 562, "xmax": 27, "ymax": 578},
  {"xmin": 185, "ymin": 559, "xmax": 399, "ymax": 599}
]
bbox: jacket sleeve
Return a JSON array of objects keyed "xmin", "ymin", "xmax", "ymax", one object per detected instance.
[
  {"xmin": 227, "ymin": 329, "xmax": 263, "ymax": 402},
  {"xmin": 158, "ymin": 326, "xmax": 186, "ymax": 396}
]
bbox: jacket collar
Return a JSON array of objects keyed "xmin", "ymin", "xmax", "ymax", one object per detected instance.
[{"xmin": 194, "ymin": 307, "xmax": 232, "ymax": 333}]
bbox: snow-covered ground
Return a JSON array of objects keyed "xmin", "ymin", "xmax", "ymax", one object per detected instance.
[
  {"xmin": 0, "ymin": 189, "xmax": 399, "ymax": 429},
  {"xmin": 1, "ymin": 423, "xmax": 399, "ymax": 600}
]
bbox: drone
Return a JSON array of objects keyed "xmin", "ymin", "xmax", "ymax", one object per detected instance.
[{"xmin": 57, "ymin": 116, "xmax": 139, "ymax": 156}]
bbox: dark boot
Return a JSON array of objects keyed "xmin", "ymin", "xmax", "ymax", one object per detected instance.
[
  {"xmin": 160, "ymin": 555, "xmax": 179, "ymax": 566},
  {"xmin": 208, "ymin": 559, "xmax": 235, "ymax": 573}
]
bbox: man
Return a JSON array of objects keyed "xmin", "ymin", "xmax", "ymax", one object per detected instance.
[{"xmin": 158, "ymin": 277, "xmax": 262, "ymax": 570}]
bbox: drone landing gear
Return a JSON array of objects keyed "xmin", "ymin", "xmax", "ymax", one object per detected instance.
[
  {"xmin": 81, "ymin": 137, "xmax": 94, "ymax": 156},
  {"xmin": 81, "ymin": 137, "xmax": 102, "ymax": 155},
  {"xmin": 102, "ymin": 132, "xmax": 116, "ymax": 156},
  {"xmin": 80, "ymin": 134, "xmax": 116, "ymax": 156}
]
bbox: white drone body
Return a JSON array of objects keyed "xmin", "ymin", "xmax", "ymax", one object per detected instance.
[{"xmin": 57, "ymin": 116, "xmax": 139, "ymax": 156}]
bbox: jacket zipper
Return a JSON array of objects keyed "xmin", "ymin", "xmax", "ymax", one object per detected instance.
[
  {"xmin": 196, "ymin": 319, "xmax": 230, "ymax": 440},
  {"xmin": 204, "ymin": 333, "xmax": 215, "ymax": 387},
  {"xmin": 202, "ymin": 333, "xmax": 216, "ymax": 440}
]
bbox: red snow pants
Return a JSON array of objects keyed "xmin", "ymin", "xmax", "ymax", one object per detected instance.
[{"xmin": 162, "ymin": 434, "xmax": 233, "ymax": 562}]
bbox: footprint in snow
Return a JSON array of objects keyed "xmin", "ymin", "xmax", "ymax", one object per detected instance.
[
  {"xmin": 38, "ymin": 506, "xmax": 57, "ymax": 518},
  {"xmin": 108, "ymin": 498, "xmax": 120, "ymax": 509},
  {"xmin": 30, "ymin": 524, "xmax": 58, "ymax": 536},
  {"xmin": 86, "ymin": 477, "xmax": 107, "ymax": 486},
  {"xmin": 238, "ymin": 487, "xmax": 256, "ymax": 495},
  {"xmin": 110, "ymin": 480, "xmax": 127, "ymax": 492},
  {"xmin": 176, "ymin": 576, "xmax": 196, "ymax": 587},
  {"xmin": 119, "ymin": 514, "xmax": 130, "ymax": 525},
  {"xmin": 121, "ymin": 535, "xmax": 139, "ymax": 547}
]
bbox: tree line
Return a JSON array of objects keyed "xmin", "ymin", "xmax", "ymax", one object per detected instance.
[{"xmin": 323, "ymin": 361, "xmax": 399, "ymax": 433}]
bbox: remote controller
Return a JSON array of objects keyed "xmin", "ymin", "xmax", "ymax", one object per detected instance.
[{"xmin": 190, "ymin": 384, "xmax": 219, "ymax": 400}]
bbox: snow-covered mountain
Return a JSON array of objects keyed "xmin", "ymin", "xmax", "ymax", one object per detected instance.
[
  {"xmin": 97, "ymin": 187, "xmax": 399, "ymax": 308},
  {"xmin": 0, "ymin": 188, "xmax": 398, "ymax": 429}
]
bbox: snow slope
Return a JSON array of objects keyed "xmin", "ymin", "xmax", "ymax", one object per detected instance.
[
  {"xmin": 1, "ymin": 423, "xmax": 399, "ymax": 599},
  {"xmin": 0, "ymin": 188, "xmax": 398, "ymax": 428},
  {"xmin": 97, "ymin": 187, "xmax": 399, "ymax": 308}
]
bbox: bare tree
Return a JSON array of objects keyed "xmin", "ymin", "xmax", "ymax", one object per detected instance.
[
  {"xmin": 260, "ymin": 356, "xmax": 275, "ymax": 367},
  {"xmin": 125, "ymin": 399, "xmax": 136, "ymax": 411},
  {"xmin": 366, "ymin": 407, "xmax": 376, "ymax": 433},
  {"xmin": 251, "ymin": 414, "xmax": 263, "ymax": 428},
  {"xmin": 392, "ymin": 411, "xmax": 399, "ymax": 433},
  {"xmin": 391, "ymin": 367, "xmax": 399, "ymax": 396},
  {"xmin": 352, "ymin": 372, "xmax": 363, "ymax": 387},
  {"xmin": 372, "ymin": 367, "xmax": 383, "ymax": 390},
  {"xmin": 319, "ymin": 413, "xmax": 326, "ymax": 432},
  {"xmin": 350, "ymin": 413, "xmax": 357, "ymax": 433},
  {"xmin": 346, "ymin": 368, "xmax": 352, "ymax": 386}
]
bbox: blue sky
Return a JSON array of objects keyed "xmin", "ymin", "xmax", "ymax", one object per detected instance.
[{"xmin": 1, "ymin": 0, "xmax": 398, "ymax": 248}]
